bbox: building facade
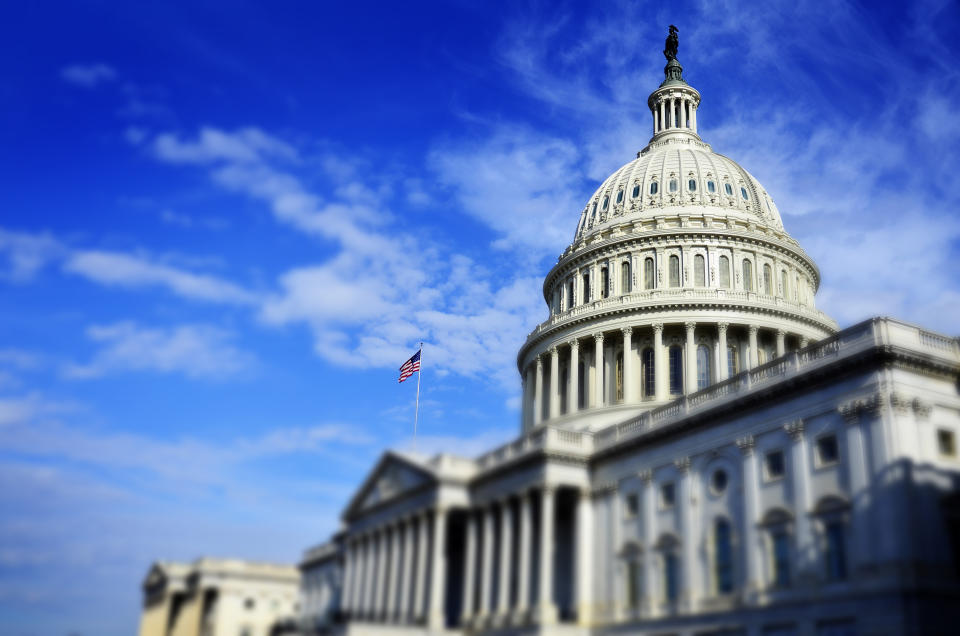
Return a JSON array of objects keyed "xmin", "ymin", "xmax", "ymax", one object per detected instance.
[
  {"xmin": 304, "ymin": 34, "xmax": 960, "ymax": 636},
  {"xmin": 138, "ymin": 558, "xmax": 300, "ymax": 636}
]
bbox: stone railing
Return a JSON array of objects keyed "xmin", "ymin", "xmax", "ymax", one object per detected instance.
[
  {"xmin": 526, "ymin": 287, "xmax": 835, "ymax": 343},
  {"xmin": 476, "ymin": 424, "xmax": 595, "ymax": 474}
]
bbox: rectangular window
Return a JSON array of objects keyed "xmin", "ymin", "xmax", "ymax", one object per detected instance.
[
  {"xmin": 825, "ymin": 521, "xmax": 848, "ymax": 581},
  {"xmin": 816, "ymin": 434, "xmax": 840, "ymax": 466},
  {"xmin": 660, "ymin": 482, "xmax": 675, "ymax": 508},
  {"xmin": 664, "ymin": 552, "xmax": 679, "ymax": 603},
  {"xmin": 625, "ymin": 493, "xmax": 640, "ymax": 518},
  {"xmin": 765, "ymin": 450, "xmax": 785, "ymax": 480},
  {"xmin": 627, "ymin": 560, "xmax": 643, "ymax": 609},
  {"xmin": 938, "ymin": 429, "xmax": 956, "ymax": 458},
  {"xmin": 601, "ymin": 268, "xmax": 609, "ymax": 298},
  {"xmin": 772, "ymin": 530, "xmax": 791, "ymax": 587}
]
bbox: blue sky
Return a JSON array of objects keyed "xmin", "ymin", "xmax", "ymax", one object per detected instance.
[{"xmin": 1, "ymin": 1, "xmax": 959, "ymax": 634}]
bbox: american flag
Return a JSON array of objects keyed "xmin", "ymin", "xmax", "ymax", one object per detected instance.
[{"xmin": 398, "ymin": 350, "xmax": 421, "ymax": 383}]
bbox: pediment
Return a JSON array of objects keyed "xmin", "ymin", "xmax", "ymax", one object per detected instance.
[{"xmin": 345, "ymin": 452, "xmax": 436, "ymax": 519}]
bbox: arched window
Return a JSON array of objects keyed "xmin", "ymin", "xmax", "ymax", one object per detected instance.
[
  {"xmin": 644, "ymin": 257, "xmax": 655, "ymax": 289},
  {"xmin": 669, "ymin": 179, "xmax": 678, "ymax": 193},
  {"xmin": 616, "ymin": 352, "xmax": 624, "ymax": 403},
  {"xmin": 621, "ymin": 261, "xmax": 631, "ymax": 294},
  {"xmin": 602, "ymin": 195, "xmax": 609, "ymax": 211},
  {"xmin": 560, "ymin": 366, "xmax": 569, "ymax": 414},
  {"xmin": 697, "ymin": 344, "xmax": 711, "ymax": 390},
  {"xmin": 724, "ymin": 183, "xmax": 733, "ymax": 196},
  {"xmin": 694, "ymin": 254, "xmax": 705, "ymax": 287},
  {"xmin": 794, "ymin": 275, "xmax": 800, "ymax": 302},
  {"xmin": 591, "ymin": 201, "xmax": 597, "ymax": 220},
  {"xmin": 742, "ymin": 259, "xmax": 754, "ymax": 291},
  {"xmin": 714, "ymin": 519, "xmax": 734, "ymax": 594},
  {"xmin": 707, "ymin": 180, "xmax": 716, "ymax": 193},
  {"xmin": 616, "ymin": 189, "xmax": 624, "ymax": 204},
  {"xmin": 669, "ymin": 255, "xmax": 680, "ymax": 287},
  {"xmin": 688, "ymin": 178, "xmax": 697, "ymax": 191},
  {"xmin": 578, "ymin": 361, "xmax": 586, "ymax": 409},
  {"xmin": 601, "ymin": 268, "xmax": 609, "ymax": 299},
  {"xmin": 567, "ymin": 280, "xmax": 575, "ymax": 309},
  {"xmin": 649, "ymin": 181, "xmax": 658, "ymax": 195},
  {"xmin": 741, "ymin": 187, "xmax": 749, "ymax": 200},
  {"xmin": 664, "ymin": 551, "xmax": 679, "ymax": 604},
  {"xmin": 763, "ymin": 264, "xmax": 772, "ymax": 295},
  {"xmin": 719, "ymin": 255, "xmax": 730, "ymax": 288},
  {"xmin": 582, "ymin": 273, "xmax": 591, "ymax": 302},
  {"xmin": 669, "ymin": 345, "xmax": 683, "ymax": 395},
  {"xmin": 780, "ymin": 270, "xmax": 788, "ymax": 298},
  {"xmin": 627, "ymin": 554, "xmax": 643, "ymax": 609},
  {"xmin": 771, "ymin": 527, "xmax": 791, "ymax": 588},
  {"xmin": 727, "ymin": 345, "xmax": 740, "ymax": 377},
  {"xmin": 642, "ymin": 348, "xmax": 655, "ymax": 397},
  {"xmin": 632, "ymin": 184, "xmax": 641, "ymax": 198},
  {"xmin": 825, "ymin": 520, "xmax": 848, "ymax": 581}
]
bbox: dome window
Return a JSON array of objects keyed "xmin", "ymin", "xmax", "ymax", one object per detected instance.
[
  {"xmin": 688, "ymin": 179, "xmax": 697, "ymax": 192},
  {"xmin": 616, "ymin": 189, "xmax": 624, "ymax": 204},
  {"xmin": 724, "ymin": 183, "xmax": 733, "ymax": 196},
  {"xmin": 649, "ymin": 182, "xmax": 658, "ymax": 195},
  {"xmin": 669, "ymin": 179, "xmax": 678, "ymax": 193},
  {"xmin": 741, "ymin": 187, "xmax": 749, "ymax": 200},
  {"xmin": 591, "ymin": 202, "xmax": 597, "ymax": 218},
  {"xmin": 632, "ymin": 184, "xmax": 641, "ymax": 198},
  {"xmin": 707, "ymin": 180, "xmax": 716, "ymax": 193},
  {"xmin": 601, "ymin": 196, "xmax": 609, "ymax": 211}
]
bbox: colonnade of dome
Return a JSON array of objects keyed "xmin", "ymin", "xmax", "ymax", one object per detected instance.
[{"xmin": 517, "ymin": 49, "xmax": 837, "ymax": 432}]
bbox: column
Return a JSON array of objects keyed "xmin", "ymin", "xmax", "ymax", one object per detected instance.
[
  {"xmin": 549, "ymin": 346, "xmax": 559, "ymax": 419},
  {"xmin": 622, "ymin": 327, "xmax": 634, "ymax": 403},
  {"xmin": 785, "ymin": 420, "xmax": 814, "ymax": 581},
  {"xmin": 776, "ymin": 329, "xmax": 786, "ymax": 358},
  {"xmin": 668, "ymin": 98, "xmax": 675, "ymax": 128},
  {"xmin": 517, "ymin": 491, "xmax": 533, "ymax": 619},
  {"xmin": 480, "ymin": 505, "xmax": 495, "ymax": 618},
  {"xmin": 362, "ymin": 535, "xmax": 376, "ymax": 618},
  {"xmin": 576, "ymin": 489, "xmax": 594, "ymax": 626},
  {"xmin": 717, "ymin": 323, "xmax": 729, "ymax": 381},
  {"xmin": 498, "ymin": 500, "xmax": 514, "ymax": 619},
  {"xmin": 611, "ymin": 487, "xmax": 623, "ymax": 621},
  {"xmin": 593, "ymin": 334, "xmax": 605, "ymax": 407},
  {"xmin": 413, "ymin": 513, "xmax": 429, "ymax": 622},
  {"xmin": 679, "ymin": 96, "xmax": 687, "ymax": 128},
  {"xmin": 374, "ymin": 529, "xmax": 387, "ymax": 619},
  {"xmin": 568, "ymin": 340, "xmax": 580, "ymax": 414},
  {"xmin": 652, "ymin": 108, "xmax": 658, "ymax": 135},
  {"xmin": 842, "ymin": 410, "xmax": 872, "ymax": 574},
  {"xmin": 640, "ymin": 471, "xmax": 657, "ymax": 617},
  {"xmin": 461, "ymin": 512, "xmax": 478, "ymax": 624},
  {"xmin": 341, "ymin": 540, "xmax": 355, "ymax": 616},
  {"xmin": 522, "ymin": 369, "xmax": 530, "ymax": 431},
  {"xmin": 748, "ymin": 325, "xmax": 759, "ymax": 370},
  {"xmin": 400, "ymin": 520, "xmax": 415, "ymax": 622},
  {"xmin": 675, "ymin": 457, "xmax": 697, "ymax": 612},
  {"xmin": 537, "ymin": 486, "xmax": 558, "ymax": 625},
  {"xmin": 386, "ymin": 524, "xmax": 401, "ymax": 620},
  {"xmin": 659, "ymin": 100, "xmax": 665, "ymax": 132},
  {"xmin": 685, "ymin": 322, "xmax": 697, "ymax": 393},
  {"xmin": 691, "ymin": 103, "xmax": 697, "ymax": 132},
  {"xmin": 533, "ymin": 356, "xmax": 543, "ymax": 426},
  {"xmin": 428, "ymin": 507, "xmax": 448, "ymax": 630},
  {"xmin": 653, "ymin": 323, "xmax": 666, "ymax": 401},
  {"xmin": 737, "ymin": 437, "xmax": 762, "ymax": 601}
]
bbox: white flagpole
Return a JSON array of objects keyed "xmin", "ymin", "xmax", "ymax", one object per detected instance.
[{"xmin": 413, "ymin": 342, "xmax": 423, "ymax": 453}]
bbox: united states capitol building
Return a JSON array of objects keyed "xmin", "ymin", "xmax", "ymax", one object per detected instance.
[{"xmin": 298, "ymin": 31, "xmax": 960, "ymax": 636}]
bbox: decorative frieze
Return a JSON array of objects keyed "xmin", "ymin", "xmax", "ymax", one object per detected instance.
[{"xmin": 783, "ymin": 419, "xmax": 805, "ymax": 441}]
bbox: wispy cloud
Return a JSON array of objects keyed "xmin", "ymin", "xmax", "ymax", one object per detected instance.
[
  {"xmin": 63, "ymin": 322, "xmax": 255, "ymax": 380},
  {"xmin": 0, "ymin": 228, "xmax": 64, "ymax": 282},
  {"xmin": 60, "ymin": 63, "xmax": 117, "ymax": 88}
]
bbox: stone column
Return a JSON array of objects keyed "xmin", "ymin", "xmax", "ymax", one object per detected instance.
[
  {"xmin": 610, "ymin": 487, "xmax": 623, "ymax": 622},
  {"xmin": 748, "ymin": 325, "xmax": 759, "ymax": 370},
  {"xmin": 533, "ymin": 356, "xmax": 543, "ymax": 426},
  {"xmin": 341, "ymin": 540, "xmax": 355, "ymax": 616},
  {"xmin": 374, "ymin": 529, "xmax": 387, "ymax": 620},
  {"xmin": 461, "ymin": 512, "xmax": 478, "ymax": 624},
  {"xmin": 659, "ymin": 100, "xmax": 666, "ymax": 132},
  {"xmin": 386, "ymin": 525, "xmax": 401, "ymax": 620},
  {"xmin": 593, "ymin": 334, "xmax": 605, "ymax": 407},
  {"xmin": 691, "ymin": 102, "xmax": 697, "ymax": 131},
  {"xmin": 549, "ymin": 346, "xmax": 559, "ymax": 419},
  {"xmin": 653, "ymin": 323, "xmax": 666, "ymax": 401},
  {"xmin": 841, "ymin": 407, "xmax": 873, "ymax": 574},
  {"xmin": 776, "ymin": 329, "xmax": 786, "ymax": 358},
  {"xmin": 717, "ymin": 323, "xmax": 729, "ymax": 381},
  {"xmin": 517, "ymin": 491, "xmax": 533, "ymax": 619},
  {"xmin": 800, "ymin": 337, "xmax": 809, "ymax": 348},
  {"xmin": 428, "ymin": 507, "xmax": 448, "ymax": 630},
  {"xmin": 576, "ymin": 489, "xmax": 594, "ymax": 626},
  {"xmin": 498, "ymin": 500, "xmax": 514, "ymax": 620},
  {"xmin": 568, "ymin": 340, "xmax": 580, "ymax": 414},
  {"xmin": 785, "ymin": 420, "xmax": 814, "ymax": 581},
  {"xmin": 652, "ymin": 108, "xmax": 658, "ymax": 135},
  {"xmin": 640, "ymin": 471, "xmax": 658, "ymax": 617},
  {"xmin": 413, "ymin": 513, "xmax": 429, "ymax": 622},
  {"xmin": 679, "ymin": 96, "xmax": 687, "ymax": 128},
  {"xmin": 622, "ymin": 327, "xmax": 634, "ymax": 403},
  {"xmin": 685, "ymin": 322, "xmax": 697, "ymax": 393},
  {"xmin": 522, "ymin": 368, "xmax": 531, "ymax": 431},
  {"xmin": 537, "ymin": 486, "xmax": 558, "ymax": 625},
  {"xmin": 480, "ymin": 504, "xmax": 495, "ymax": 619},
  {"xmin": 363, "ymin": 534, "xmax": 377, "ymax": 618},
  {"xmin": 676, "ymin": 457, "xmax": 698, "ymax": 613},
  {"xmin": 400, "ymin": 520, "xmax": 415, "ymax": 622},
  {"xmin": 737, "ymin": 436, "xmax": 762, "ymax": 601}
]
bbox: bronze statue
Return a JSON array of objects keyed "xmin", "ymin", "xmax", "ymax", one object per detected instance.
[{"xmin": 663, "ymin": 25, "xmax": 679, "ymax": 61}]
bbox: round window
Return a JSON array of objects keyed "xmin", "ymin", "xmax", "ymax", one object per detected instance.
[{"xmin": 711, "ymin": 469, "xmax": 728, "ymax": 494}]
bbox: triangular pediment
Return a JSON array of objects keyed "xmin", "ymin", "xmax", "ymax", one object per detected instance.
[{"xmin": 345, "ymin": 452, "xmax": 436, "ymax": 519}]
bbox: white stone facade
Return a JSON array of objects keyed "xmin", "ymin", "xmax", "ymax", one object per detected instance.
[{"xmin": 302, "ymin": 41, "xmax": 960, "ymax": 636}]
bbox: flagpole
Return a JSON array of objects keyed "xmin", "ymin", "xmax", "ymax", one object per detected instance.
[{"xmin": 413, "ymin": 342, "xmax": 423, "ymax": 453}]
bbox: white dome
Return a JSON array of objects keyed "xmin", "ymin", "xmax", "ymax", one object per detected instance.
[{"xmin": 574, "ymin": 137, "xmax": 784, "ymax": 244}]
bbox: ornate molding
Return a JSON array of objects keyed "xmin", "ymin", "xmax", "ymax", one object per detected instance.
[
  {"xmin": 595, "ymin": 333, "xmax": 605, "ymax": 344},
  {"xmin": 736, "ymin": 435, "xmax": 756, "ymax": 456},
  {"xmin": 652, "ymin": 322, "xmax": 664, "ymax": 334},
  {"xmin": 783, "ymin": 419, "xmax": 805, "ymax": 441},
  {"xmin": 622, "ymin": 326, "xmax": 633, "ymax": 338},
  {"xmin": 717, "ymin": 322, "xmax": 729, "ymax": 334},
  {"xmin": 638, "ymin": 469, "xmax": 653, "ymax": 483},
  {"xmin": 674, "ymin": 456, "xmax": 691, "ymax": 473},
  {"xmin": 838, "ymin": 394, "xmax": 882, "ymax": 423},
  {"xmin": 685, "ymin": 321, "xmax": 696, "ymax": 332},
  {"xmin": 568, "ymin": 339, "xmax": 579, "ymax": 351}
]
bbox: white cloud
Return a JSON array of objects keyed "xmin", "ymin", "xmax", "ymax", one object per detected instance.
[
  {"xmin": 153, "ymin": 126, "xmax": 298, "ymax": 164},
  {"xmin": 64, "ymin": 250, "xmax": 257, "ymax": 304},
  {"xmin": 60, "ymin": 63, "xmax": 117, "ymax": 88},
  {"xmin": 64, "ymin": 322, "xmax": 255, "ymax": 380},
  {"xmin": 0, "ymin": 228, "xmax": 63, "ymax": 281}
]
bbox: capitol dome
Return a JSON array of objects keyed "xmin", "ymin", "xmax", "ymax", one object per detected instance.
[{"xmin": 517, "ymin": 47, "xmax": 838, "ymax": 433}]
